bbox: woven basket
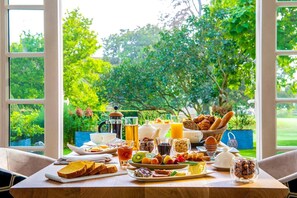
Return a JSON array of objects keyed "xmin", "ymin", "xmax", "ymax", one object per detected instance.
[{"xmin": 200, "ymin": 125, "xmax": 228, "ymax": 143}]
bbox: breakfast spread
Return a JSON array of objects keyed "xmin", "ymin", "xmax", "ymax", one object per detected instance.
[
  {"xmin": 183, "ymin": 111, "xmax": 234, "ymax": 130},
  {"xmin": 57, "ymin": 161, "xmax": 118, "ymax": 179}
]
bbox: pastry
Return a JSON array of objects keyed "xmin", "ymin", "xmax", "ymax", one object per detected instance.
[
  {"xmin": 218, "ymin": 111, "xmax": 234, "ymax": 129},
  {"xmin": 183, "ymin": 119, "xmax": 198, "ymax": 130},
  {"xmin": 198, "ymin": 119, "xmax": 211, "ymax": 130},
  {"xmin": 209, "ymin": 118, "xmax": 221, "ymax": 130}
]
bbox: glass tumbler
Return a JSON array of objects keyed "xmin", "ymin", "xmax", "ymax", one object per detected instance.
[
  {"xmin": 125, "ymin": 117, "xmax": 139, "ymax": 150},
  {"xmin": 230, "ymin": 157, "xmax": 259, "ymax": 183}
]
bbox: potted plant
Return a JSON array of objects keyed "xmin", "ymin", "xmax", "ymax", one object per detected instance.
[
  {"xmin": 70, "ymin": 107, "xmax": 99, "ymax": 147},
  {"xmin": 10, "ymin": 110, "xmax": 44, "ymax": 146},
  {"xmin": 221, "ymin": 105, "xmax": 255, "ymax": 149}
]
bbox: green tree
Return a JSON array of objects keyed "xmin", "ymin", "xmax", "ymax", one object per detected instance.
[
  {"xmin": 10, "ymin": 32, "xmax": 44, "ymax": 100},
  {"xmin": 99, "ymin": 5, "xmax": 254, "ymax": 117},
  {"xmin": 63, "ymin": 9, "xmax": 111, "ymax": 109},
  {"xmin": 102, "ymin": 24, "xmax": 162, "ymax": 65}
]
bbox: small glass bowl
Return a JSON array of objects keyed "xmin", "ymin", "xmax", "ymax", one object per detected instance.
[
  {"xmin": 230, "ymin": 157, "xmax": 259, "ymax": 183},
  {"xmin": 172, "ymin": 138, "xmax": 191, "ymax": 155}
]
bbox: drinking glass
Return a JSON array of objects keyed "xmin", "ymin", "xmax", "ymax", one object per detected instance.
[
  {"xmin": 230, "ymin": 157, "xmax": 259, "ymax": 183},
  {"xmin": 125, "ymin": 117, "xmax": 139, "ymax": 150},
  {"xmin": 170, "ymin": 123, "xmax": 183, "ymax": 139},
  {"xmin": 156, "ymin": 137, "xmax": 172, "ymax": 156},
  {"xmin": 117, "ymin": 140, "xmax": 134, "ymax": 169}
]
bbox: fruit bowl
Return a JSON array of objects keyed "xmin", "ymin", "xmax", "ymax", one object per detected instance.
[{"xmin": 150, "ymin": 123, "xmax": 171, "ymax": 137}]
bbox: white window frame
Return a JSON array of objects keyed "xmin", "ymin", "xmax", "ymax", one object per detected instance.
[
  {"xmin": 256, "ymin": 0, "xmax": 297, "ymax": 159},
  {"xmin": 0, "ymin": 0, "xmax": 63, "ymax": 158}
]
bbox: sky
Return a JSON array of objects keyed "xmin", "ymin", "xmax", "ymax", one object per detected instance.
[
  {"xmin": 9, "ymin": 0, "xmax": 170, "ymax": 41},
  {"xmin": 62, "ymin": 0, "xmax": 171, "ymax": 41},
  {"xmin": 9, "ymin": 0, "xmax": 206, "ymax": 56}
]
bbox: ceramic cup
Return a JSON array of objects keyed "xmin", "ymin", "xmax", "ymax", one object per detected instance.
[{"xmin": 90, "ymin": 133, "xmax": 116, "ymax": 144}]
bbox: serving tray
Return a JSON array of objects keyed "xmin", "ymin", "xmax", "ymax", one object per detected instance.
[
  {"xmin": 128, "ymin": 160, "xmax": 188, "ymax": 170},
  {"xmin": 127, "ymin": 169, "xmax": 214, "ymax": 182},
  {"xmin": 45, "ymin": 171, "xmax": 127, "ymax": 183}
]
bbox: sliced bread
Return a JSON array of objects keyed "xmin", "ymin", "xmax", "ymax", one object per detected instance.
[
  {"xmin": 89, "ymin": 163, "xmax": 106, "ymax": 175},
  {"xmin": 57, "ymin": 161, "xmax": 87, "ymax": 179}
]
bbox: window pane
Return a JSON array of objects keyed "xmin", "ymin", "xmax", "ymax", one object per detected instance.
[
  {"xmin": 10, "ymin": 57, "xmax": 44, "ymax": 99},
  {"xmin": 9, "ymin": 10, "xmax": 44, "ymax": 52},
  {"xmin": 9, "ymin": 104, "xmax": 44, "ymax": 146},
  {"xmin": 277, "ymin": 103, "xmax": 297, "ymax": 146},
  {"xmin": 276, "ymin": 55, "xmax": 297, "ymax": 98},
  {"xmin": 277, "ymin": 7, "xmax": 297, "ymax": 50},
  {"xmin": 8, "ymin": 0, "xmax": 43, "ymax": 5}
]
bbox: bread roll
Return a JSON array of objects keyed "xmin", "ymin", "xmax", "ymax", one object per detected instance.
[
  {"xmin": 209, "ymin": 118, "xmax": 221, "ymax": 130},
  {"xmin": 218, "ymin": 111, "xmax": 234, "ymax": 129}
]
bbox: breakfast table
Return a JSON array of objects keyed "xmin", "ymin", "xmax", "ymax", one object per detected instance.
[{"xmin": 10, "ymin": 160, "xmax": 288, "ymax": 198}]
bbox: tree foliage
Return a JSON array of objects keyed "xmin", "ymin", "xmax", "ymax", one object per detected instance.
[
  {"xmin": 102, "ymin": 24, "xmax": 162, "ymax": 65},
  {"xmin": 63, "ymin": 9, "xmax": 111, "ymax": 109},
  {"xmin": 100, "ymin": 4, "xmax": 255, "ymax": 117},
  {"xmin": 10, "ymin": 32, "xmax": 44, "ymax": 100}
]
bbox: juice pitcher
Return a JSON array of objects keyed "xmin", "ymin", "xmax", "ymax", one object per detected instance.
[{"xmin": 98, "ymin": 106, "xmax": 123, "ymax": 139}]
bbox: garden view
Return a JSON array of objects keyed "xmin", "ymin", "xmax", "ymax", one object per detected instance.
[{"xmin": 9, "ymin": 0, "xmax": 297, "ymax": 156}]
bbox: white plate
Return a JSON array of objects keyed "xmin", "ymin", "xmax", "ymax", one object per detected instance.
[
  {"xmin": 127, "ymin": 169, "xmax": 214, "ymax": 182},
  {"xmin": 45, "ymin": 171, "xmax": 126, "ymax": 183},
  {"xmin": 196, "ymin": 146, "xmax": 239, "ymax": 154},
  {"xmin": 211, "ymin": 164, "xmax": 230, "ymax": 171},
  {"xmin": 67, "ymin": 143, "xmax": 117, "ymax": 155},
  {"xmin": 128, "ymin": 160, "xmax": 188, "ymax": 170}
]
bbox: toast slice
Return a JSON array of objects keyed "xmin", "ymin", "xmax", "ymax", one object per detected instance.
[
  {"xmin": 57, "ymin": 161, "xmax": 87, "ymax": 179},
  {"xmin": 89, "ymin": 163, "xmax": 106, "ymax": 175},
  {"xmin": 81, "ymin": 161, "xmax": 95, "ymax": 176},
  {"xmin": 99, "ymin": 166, "xmax": 108, "ymax": 174},
  {"xmin": 106, "ymin": 164, "xmax": 118, "ymax": 173}
]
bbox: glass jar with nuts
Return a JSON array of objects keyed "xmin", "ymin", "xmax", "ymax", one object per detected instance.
[
  {"xmin": 230, "ymin": 157, "xmax": 259, "ymax": 183},
  {"xmin": 172, "ymin": 138, "xmax": 191, "ymax": 155}
]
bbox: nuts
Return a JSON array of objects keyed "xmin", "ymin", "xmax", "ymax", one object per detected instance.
[
  {"xmin": 233, "ymin": 158, "xmax": 256, "ymax": 180},
  {"xmin": 173, "ymin": 139, "xmax": 190, "ymax": 153}
]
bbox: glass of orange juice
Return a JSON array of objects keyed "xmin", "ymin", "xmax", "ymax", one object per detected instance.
[
  {"xmin": 125, "ymin": 117, "xmax": 139, "ymax": 150},
  {"xmin": 170, "ymin": 123, "xmax": 183, "ymax": 139}
]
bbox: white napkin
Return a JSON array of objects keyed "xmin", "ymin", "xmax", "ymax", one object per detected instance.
[{"xmin": 63, "ymin": 154, "xmax": 113, "ymax": 162}]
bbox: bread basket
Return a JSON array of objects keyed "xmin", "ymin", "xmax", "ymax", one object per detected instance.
[{"xmin": 200, "ymin": 125, "xmax": 228, "ymax": 143}]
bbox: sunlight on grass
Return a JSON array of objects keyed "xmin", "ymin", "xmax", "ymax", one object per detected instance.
[{"xmin": 277, "ymin": 118, "xmax": 297, "ymax": 145}]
